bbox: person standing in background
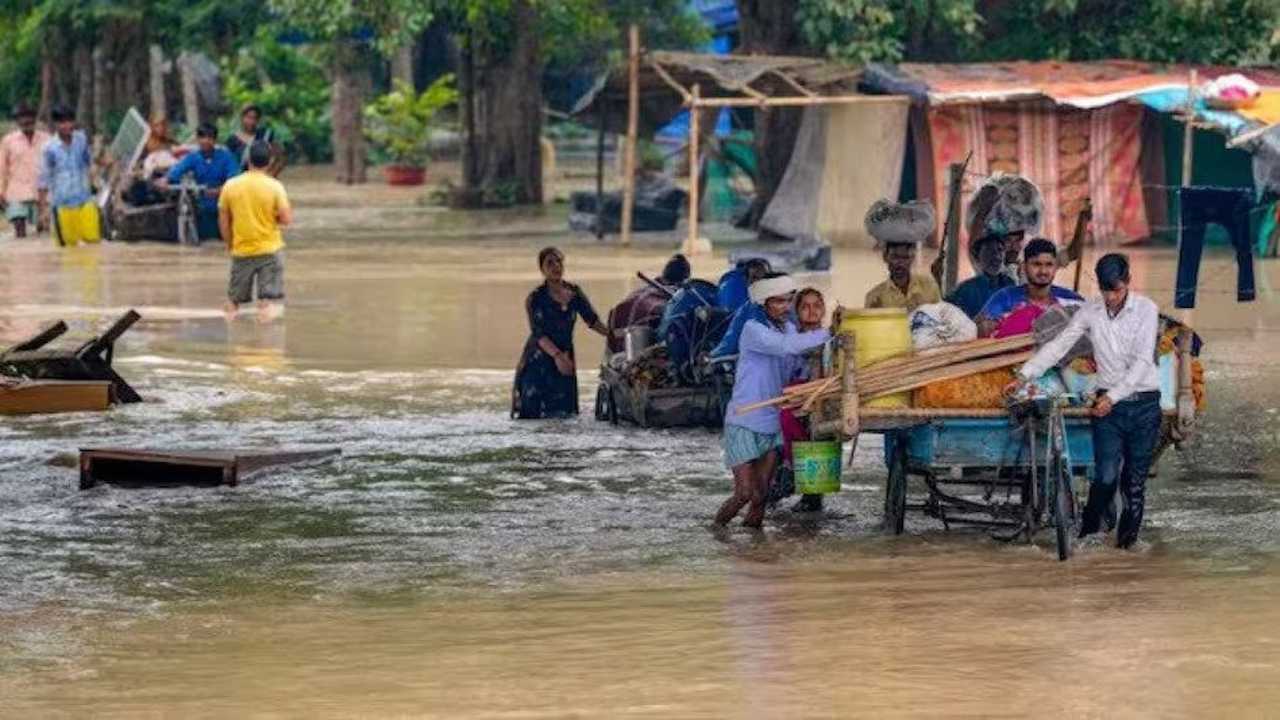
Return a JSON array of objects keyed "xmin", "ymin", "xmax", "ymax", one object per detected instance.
[
  {"xmin": 218, "ymin": 141, "xmax": 292, "ymax": 321},
  {"xmin": 0, "ymin": 103, "xmax": 49, "ymax": 239},
  {"xmin": 38, "ymin": 106, "xmax": 100, "ymax": 247}
]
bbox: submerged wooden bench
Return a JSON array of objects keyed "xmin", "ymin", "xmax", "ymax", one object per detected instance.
[{"xmin": 78, "ymin": 448, "xmax": 341, "ymax": 490}]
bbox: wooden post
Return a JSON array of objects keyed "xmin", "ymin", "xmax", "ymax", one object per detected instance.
[
  {"xmin": 1176, "ymin": 327, "xmax": 1196, "ymax": 432},
  {"xmin": 1182, "ymin": 69, "xmax": 1198, "ymax": 187},
  {"xmin": 92, "ymin": 46, "xmax": 108, "ymax": 139},
  {"xmin": 943, "ymin": 162, "xmax": 964, "ymax": 293},
  {"xmin": 619, "ymin": 24, "xmax": 640, "ymax": 247},
  {"xmin": 685, "ymin": 84, "xmax": 701, "ymax": 256},
  {"xmin": 148, "ymin": 45, "xmax": 166, "ymax": 120},
  {"xmin": 593, "ymin": 103, "xmax": 604, "ymax": 238},
  {"xmin": 840, "ymin": 331, "xmax": 860, "ymax": 440},
  {"xmin": 1179, "ymin": 69, "xmax": 1198, "ymax": 326}
]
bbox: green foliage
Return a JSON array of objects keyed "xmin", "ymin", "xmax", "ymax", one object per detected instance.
[
  {"xmin": 265, "ymin": 0, "xmax": 434, "ymax": 57},
  {"xmin": 979, "ymin": 0, "xmax": 1280, "ymax": 64},
  {"xmin": 363, "ymin": 75, "xmax": 459, "ymax": 166},
  {"xmin": 797, "ymin": 0, "xmax": 982, "ymax": 63},
  {"xmin": 221, "ymin": 36, "xmax": 333, "ymax": 162}
]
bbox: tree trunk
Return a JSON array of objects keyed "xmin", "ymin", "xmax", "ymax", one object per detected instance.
[
  {"xmin": 457, "ymin": 0, "xmax": 543, "ymax": 207},
  {"xmin": 94, "ymin": 46, "xmax": 109, "ymax": 137},
  {"xmin": 331, "ymin": 43, "xmax": 368, "ymax": 185},
  {"xmin": 38, "ymin": 59, "xmax": 54, "ymax": 122},
  {"xmin": 149, "ymin": 45, "xmax": 167, "ymax": 120},
  {"xmin": 391, "ymin": 42, "xmax": 416, "ymax": 88},
  {"xmin": 178, "ymin": 52, "xmax": 201, "ymax": 130},
  {"xmin": 734, "ymin": 0, "xmax": 809, "ymax": 233},
  {"xmin": 75, "ymin": 45, "xmax": 93, "ymax": 132}
]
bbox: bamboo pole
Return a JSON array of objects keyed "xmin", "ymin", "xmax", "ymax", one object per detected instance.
[
  {"xmin": 620, "ymin": 24, "xmax": 640, "ymax": 247},
  {"xmin": 1181, "ymin": 69, "xmax": 1198, "ymax": 187},
  {"xmin": 685, "ymin": 84, "xmax": 701, "ymax": 256},
  {"xmin": 1179, "ymin": 69, "xmax": 1197, "ymax": 326},
  {"xmin": 942, "ymin": 162, "xmax": 964, "ymax": 293},
  {"xmin": 859, "ymin": 350, "xmax": 1033, "ymax": 401},
  {"xmin": 692, "ymin": 95, "xmax": 909, "ymax": 108},
  {"xmin": 840, "ymin": 332, "xmax": 859, "ymax": 439},
  {"xmin": 859, "ymin": 407, "xmax": 1094, "ymax": 419},
  {"xmin": 1176, "ymin": 327, "xmax": 1195, "ymax": 430}
]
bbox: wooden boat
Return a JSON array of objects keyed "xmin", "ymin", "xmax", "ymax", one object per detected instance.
[{"xmin": 0, "ymin": 380, "xmax": 113, "ymax": 416}]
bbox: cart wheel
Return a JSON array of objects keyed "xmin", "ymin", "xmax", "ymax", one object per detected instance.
[
  {"xmin": 1052, "ymin": 459, "xmax": 1075, "ymax": 562},
  {"xmin": 883, "ymin": 437, "xmax": 908, "ymax": 535}
]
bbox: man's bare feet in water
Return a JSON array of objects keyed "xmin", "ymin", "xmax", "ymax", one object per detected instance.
[
  {"xmin": 223, "ymin": 301, "xmax": 239, "ymax": 321},
  {"xmin": 256, "ymin": 301, "xmax": 284, "ymax": 323}
]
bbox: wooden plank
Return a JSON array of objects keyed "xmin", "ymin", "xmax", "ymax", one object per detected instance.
[
  {"xmin": 78, "ymin": 447, "xmax": 341, "ymax": 489},
  {"xmin": 2, "ymin": 321, "xmax": 68, "ymax": 355},
  {"xmin": 0, "ymin": 380, "xmax": 112, "ymax": 415}
]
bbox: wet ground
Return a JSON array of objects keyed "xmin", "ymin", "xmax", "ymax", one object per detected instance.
[{"xmin": 3, "ymin": 175, "xmax": 1280, "ymax": 716}]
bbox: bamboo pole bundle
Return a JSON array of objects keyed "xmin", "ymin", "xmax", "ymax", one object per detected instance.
[{"xmin": 738, "ymin": 334, "xmax": 1035, "ymax": 416}]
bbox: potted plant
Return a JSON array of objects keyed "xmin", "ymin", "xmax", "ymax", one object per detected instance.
[{"xmin": 365, "ymin": 74, "xmax": 458, "ymax": 186}]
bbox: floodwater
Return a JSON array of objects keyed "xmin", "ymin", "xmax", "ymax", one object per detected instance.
[{"xmin": 3, "ymin": 188, "xmax": 1280, "ymax": 717}]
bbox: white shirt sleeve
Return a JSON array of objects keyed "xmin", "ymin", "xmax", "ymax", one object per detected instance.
[
  {"xmin": 739, "ymin": 320, "xmax": 831, "ymax": 357},
  {"xmin": 1019, "ymin": 305, "xmax": 1091, "ymax": 381}
]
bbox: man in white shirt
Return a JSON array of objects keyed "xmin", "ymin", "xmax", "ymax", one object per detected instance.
[{"xmin": 1008, "ymin": 253, "xmax": 1162, "ymax": 549}]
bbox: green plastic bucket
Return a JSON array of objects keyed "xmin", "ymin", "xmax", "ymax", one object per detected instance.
[{"xmin": 793, "ymin": 441, "xmax": 842, "ymax": 495}]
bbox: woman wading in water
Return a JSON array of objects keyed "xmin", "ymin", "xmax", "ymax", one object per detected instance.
[{"xmin": 513, "ymin": 247, "xmax": 609, "ymax": 419}]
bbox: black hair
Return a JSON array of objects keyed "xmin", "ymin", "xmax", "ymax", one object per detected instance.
[
  {"xmin": 50, "ymin": 105, "xmax": 74, "ymax": 123},
  {"xmin": 248, "ymin": 140, "xmax": 272, "ymax": 168},
  {"xmin": 742, "ymin": 258, "xmax": 771, "ymax": 272},
  {"xmin": 795, "ymin": 287, "xmax": 824, "ymax": 306},
  {"xmin": 196, "ymin": 122, "xmax": 218, "ymax": 139},
  {"xmin": 12, "ymin": 103, "xmax": 35, "ymax": 120},
  {"xmin": 1023, "ymin": 237, "xmax": 1058, "ymax": 261},
  {"xmin": 1095, "ymin": 253, "xmax": 1131, "ymax": 291},
  {"xmin": 660, "ymin": 254, "xmax": 691, "ymax": 285},
  {"xmin": 241, "ymin": 105, "xmax": 262, "ymax": 118},
  {"xmin": 537, "ymin": 246, "xmax": 563, "ymax": 269}
]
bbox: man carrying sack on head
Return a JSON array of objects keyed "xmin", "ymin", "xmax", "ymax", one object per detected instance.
[{"xmin": 863, "ymin": 199, "xmax": 941, "ymax": 312}]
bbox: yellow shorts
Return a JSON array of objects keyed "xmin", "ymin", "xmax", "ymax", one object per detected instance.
[{"xmin": 54, "ymin": 202, "xmax": 101, "ymax": 247}]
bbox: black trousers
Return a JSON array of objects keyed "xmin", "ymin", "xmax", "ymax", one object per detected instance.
[
  {"xmin": 1082, "ymin": 392, "xmax": 1162, "ymax": 548},
  {"xmin": 1176, "ymin": 187, "xmax": 1255, "ymax": 309}
]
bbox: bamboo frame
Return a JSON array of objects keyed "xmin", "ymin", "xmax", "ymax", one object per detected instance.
[
  {"xmin": 620, "ymin": 24, "xmax": 641, "ymax": 247},
  {"xmin": 685, "ymin": 84, "xmax": 701, "ymax": 255}
]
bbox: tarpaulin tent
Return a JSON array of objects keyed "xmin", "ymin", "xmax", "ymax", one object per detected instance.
[{"xmin": 863, "ymin": 62, "xmax": 1280, "ymax": 257}]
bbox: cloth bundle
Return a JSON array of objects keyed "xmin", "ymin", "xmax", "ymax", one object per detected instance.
[{"xmin": 909, "ymin": 302, "xmax": 977, "ymax": 350}]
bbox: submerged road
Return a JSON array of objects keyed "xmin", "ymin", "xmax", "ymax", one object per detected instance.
[{"xmin": 2, "ymin": 196, "xmax": 1280, "ymax": 715}]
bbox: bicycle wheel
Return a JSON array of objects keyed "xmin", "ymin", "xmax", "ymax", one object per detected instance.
[
  {"xmin": 1052, "ymin": 451, "xmax": 1074, "ymax": 561},
  {"xmin": 883, "ymin": 438, "xmax": 908, "ymax": 535}
]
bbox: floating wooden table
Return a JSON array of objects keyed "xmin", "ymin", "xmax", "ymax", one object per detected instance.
[
  {"xmin": 0, "ymin": 380, "xmax": 113, "ymax": 415},
  {"xmin": 78, "ymin": 448, "xmax": 341, "ymax": 490}
]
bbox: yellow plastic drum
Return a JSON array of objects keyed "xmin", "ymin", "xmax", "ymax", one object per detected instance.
[{"xmin": 839, "ymin": 308, "xmax": 912, "ymax": 408}]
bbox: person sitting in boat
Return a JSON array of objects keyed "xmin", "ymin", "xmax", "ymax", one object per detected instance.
[
  {"xmin": 715, "ymin": 274, "xmax": 834, "ymax": 528},
  {"xmin": 946, "ymin": 232, "xmax": 1014, "ymax": 319},
  {"xmin": 863, "ymin": 199, "xmax": 942, "ymax": 312},
  {"xmin": 512, "ymin": 247, "xmax": 610, "ymax": 419},
  {"xmin": 975, "ymin": 238, "xmax": 1083, "ymax": 338},
  {"xmin": 605, "ymin": 253, "xmax": 690, "ymax": 355}
]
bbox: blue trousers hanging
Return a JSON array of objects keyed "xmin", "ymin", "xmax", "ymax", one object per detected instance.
[{"xmin": 1175, "ymin": 187, "xmax": 1256, "ymax": 309}]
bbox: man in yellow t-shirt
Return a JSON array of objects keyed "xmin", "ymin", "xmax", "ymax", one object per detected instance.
[{"xmin": 218, "ymin": 141, "xmax": 293, "ymax": 320}]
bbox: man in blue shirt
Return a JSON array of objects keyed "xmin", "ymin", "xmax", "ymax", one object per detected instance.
[
  {"xmin": 946, "ymin": 232, "xmax": 1016, "ymax": 319},
  {"xmin": 976, "ymin": 238, "xmax": 1083, "ymax": 336},
  {"xmin": 37, "ymin": 105, "xmax": 100, "ymax": 246},
  {"xmin": 162, "ymin": 122, "xmax": 239, "ymax": 242}
]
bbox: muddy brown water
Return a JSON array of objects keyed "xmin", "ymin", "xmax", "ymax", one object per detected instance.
[{"xmin": 2, "ymin": 195, "xmax": 1280, "ymax": 716}]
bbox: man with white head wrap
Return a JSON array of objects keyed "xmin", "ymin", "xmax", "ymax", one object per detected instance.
[{"xmin": 715, "ymin": 273, "xmax": 834, "ymax": 528}]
